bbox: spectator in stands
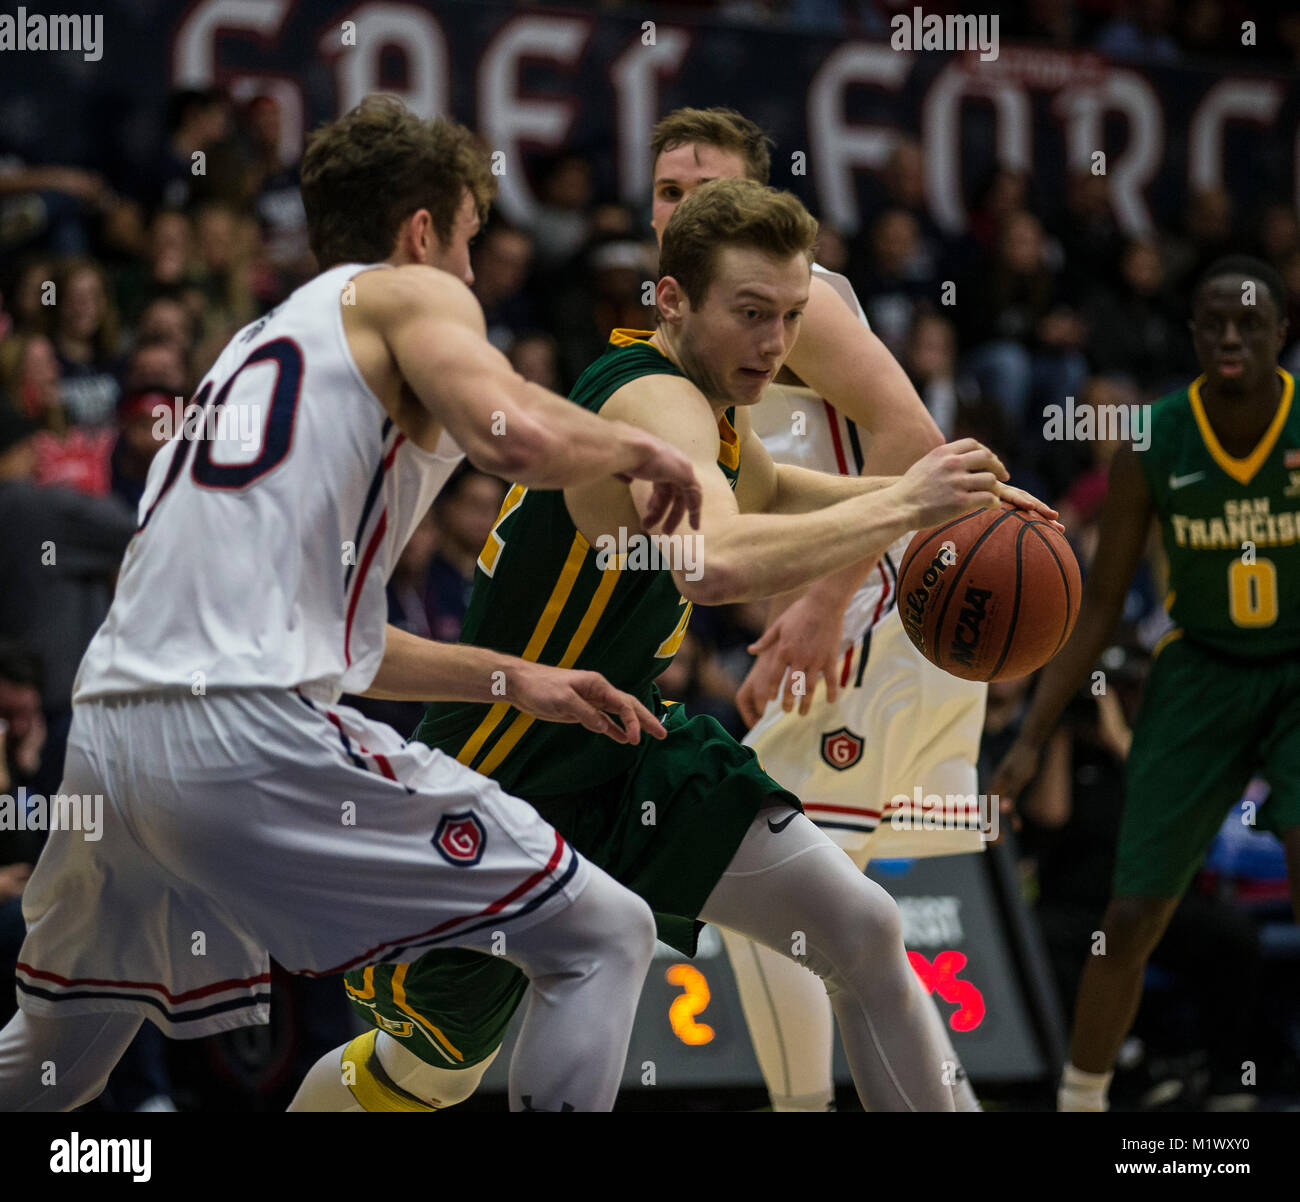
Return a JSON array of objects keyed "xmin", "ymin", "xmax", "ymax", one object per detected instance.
[
  {"xmin": 117, "ymin": 209, "xmax": 194, "ymax": 323},
  {"xmin": 140, "ymin": 87, "xmax": 231, "ymax": 212},
  {"xmin": 133, "ymin": 292, "xmax": 197, "ymax": 360},
  {"xmin": 0, "ymin": 332, "xmax": 62, "ymax": 427},
  {"xmin": 110, "ymin": 385, "xmax": 175, "ymax": 510},
  {"xmin": 551, "ymin": 234, "xmax": 657, "ymax": 386},
  {"xmin": 957, "ymin": 209, "xmax": 1088, "ymax": 432},
  {"xmin": 901, "ymin": 310, "xmax": 976, "ymax": 439},
  {"xmin": 4, "ymin": 255, "xmax": 55, "ymax": 336},
  {"xmin": 123, "ymin": 333, "xmax": 190, "ymax": 397},
  {"xmin": 473, "ymin": 224, "xmax": 537, "ymax": 353},
  {"xmin": 193, "ymin": 201, "xmax": 259, "ymax": 333},
  {"xmin": 1052, "ymin": 172, "xmax": 1124, "ymax": 299},
  {"xmin": 0, "ymin": 644, "xmax": 46, "ymax": 1026},
  {"xmin": 0, "ymin": 397, "xmax": 135, "ymax": 791},
  {"xmin": 509, "ymin": 331, "xmax": 561, "ymax": 391},
  {"xmin": 1280, "ymin": 251, "xmax": 1300, "ymax": 378},
  {"xmin": 813, "ymin": 220, "xmax": 850, "ymax": 275},
  {"xmin": 1162, "ymin": 187, "xmax": 1234, "ymax": 293},
  {"xmin": 51, "ymin": 257, "xmax": 123, "ymax": 427},
  {"xmin": 1095, "ymin": 0, "xmax": 1181, "ymax": 62},
  {"xmin": 854, "ymin": 207, "xmax": 936, "ymax": 356},
  {"xmin": 246, "ymin": 93, "xmax": 314, "ymax": 291},
  {"xmin": 1083, "ymin": 238, "xmax": 1188, "ymax": 393},
  {"xmin": 529, "ymin": 151, "xmax": 595, "ymax": 271},
  {"xmin": 427, "ymin": 467, "xmax": 507, "ymax": 644}
]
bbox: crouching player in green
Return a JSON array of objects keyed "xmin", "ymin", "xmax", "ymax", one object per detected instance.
[
  {"xmin": 992, "ymin": 255, "xmax": 1300, "ymax": 1111},
  {"xmin": 291, "ymin": 178, "xmax": 1056, "ymax": 1111}
]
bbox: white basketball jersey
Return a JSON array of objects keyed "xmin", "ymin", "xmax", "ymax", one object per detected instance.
[
  {"xmin": 749, "ymin": 263, "xmax": 910, "ymax": 648},
  {"xmin": 74, "ymin": 263, "xmax": 465, "ymax": 706}
]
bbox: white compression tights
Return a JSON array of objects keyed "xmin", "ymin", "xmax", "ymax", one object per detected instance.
[
  {"xmin": 0, "ymin": 1009, "xmax": 143, "ymax": 1112},
  {"xmin": 720, "ymin": 923, "xmax": 980, "ymax": 1111},
  {"xmin": 700, "ymin": 809, "xmax": 954, "ymax": 1112}
]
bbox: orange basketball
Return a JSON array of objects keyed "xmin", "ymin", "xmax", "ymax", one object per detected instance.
[{"xmin": 897, "ymin": 502, "xmax": 1081, "ymax": 682}]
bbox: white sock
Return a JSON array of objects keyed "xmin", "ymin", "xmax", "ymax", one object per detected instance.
[{"xmin": 1058, "ymin": 1063, "xmax": 1112, "ymax": 1112}]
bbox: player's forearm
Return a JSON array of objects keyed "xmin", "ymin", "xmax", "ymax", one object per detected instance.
[
  {"xmin": 690, "ymin": 488, "xmax": 914, "ymax": 605},
  {"xmin": 770, "ymin": 463, "xmax": 895, "ymax": 514},
  {"xmin": 364, "ymin": 626, "xmax": 521, "ymax": 704},
  {"xmin": 1015, "ymin": 591, "xmax": 1125, "ymax": 748},
  {"xmin": 501, "ymin": 385, "xmax": 655, "ymax": 490}
]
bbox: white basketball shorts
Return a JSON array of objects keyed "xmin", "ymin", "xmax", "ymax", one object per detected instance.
[
  {"xmin": 744, "ymin": 607, "xmax": 989, "ymax": 866},
  {"xmin": 15, "ymin": 689, "xmax": 589, "ymax": 1038}
]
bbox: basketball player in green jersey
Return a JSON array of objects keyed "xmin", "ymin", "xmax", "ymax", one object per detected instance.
[
  {"xmin": 992, "ymin": 255, "xmax": 1300, "ymax": 1112},
  {"xmin": 292, "ymin": 178, "xmax": 1057, "ymax": 1112}
]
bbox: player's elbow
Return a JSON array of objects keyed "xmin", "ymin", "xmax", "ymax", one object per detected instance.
[
  {"xmin": 677, "ymin": 556, "xmax": 744, "ymax": 606},
  {"xmin": 465, "ymin": 418, "xmax": 557, "ymax": 483}
]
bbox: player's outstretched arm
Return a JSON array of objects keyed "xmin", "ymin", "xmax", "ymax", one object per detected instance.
[
  {"xmin": 364, "ymin": 625, "xmax": 665, "ymax": 746},
  {"xmin": 590, "ymin": 377, "xmax": 1007, "ymax": 606},
  {"xmin": 359, "ymin": 267, "xmax": 701, "ymax": 532},
  {"xmin": 990, "ymin": 443, "xmax": 1155, "ymax": 804}
]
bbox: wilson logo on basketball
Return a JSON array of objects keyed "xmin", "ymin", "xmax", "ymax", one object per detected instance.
[
  {"xmin": 947, "ymin": 585, "xmax": 993, "ymax": 669},
  {"xmin": 901, "ymin": 546, "xmax": 955, "ymax": 652},
  {"xmin": 433, "ymin": 811, "xmax": 487, "ymax": 866},
  {"xmin": 820, "ymin": 727, "xmax": 864, "ymax": 771}
]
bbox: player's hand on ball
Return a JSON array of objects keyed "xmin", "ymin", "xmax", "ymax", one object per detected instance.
[
  {"xmin": 508, "ymin": 662, "xmax": 667, "ymax": 745},
  {"xmin": 893, "ymin": 438, "xmax": 1007, "ymax": 528},
  {"xmin": 738, "ymin": 590, "xmax": 846, "ymax": 726},
  {"xmin": 994, "ymin": 482, "xmax": 1064, "ymax": 533}
]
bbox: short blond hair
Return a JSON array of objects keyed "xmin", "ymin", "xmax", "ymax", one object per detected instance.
[
  {"xmin": 659, "ymin": 178, "xmax": 817, "ymax": 307},
  {"xmin": 651, "ymin": 107, "xmax": 772, "ymax": 184}
]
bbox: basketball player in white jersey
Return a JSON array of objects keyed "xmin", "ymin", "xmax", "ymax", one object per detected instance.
[
  {"xmin": 649, "ymin": 109, "xmax": 987, "ymax": 1111},
  {"xmin": 0, "ymin": 96, "xmax": 705, "ymax": 1114}
]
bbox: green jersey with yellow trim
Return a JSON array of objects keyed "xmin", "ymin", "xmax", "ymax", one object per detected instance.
[
  {"xmin": 1138, "ymin": 368, "xmax": 1300, "ymax": 658},
  {"xmin": 414, "ymin": 330, "xmax": 741, "ymax": 796}
]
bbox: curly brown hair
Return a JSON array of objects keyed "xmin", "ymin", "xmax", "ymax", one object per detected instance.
[
  {"xmin": 650, "ymin": 107, "xmax": 773, "ymax": 185},
  {"xmin": 659, "ymin": 178, "xmax": 817, "ymax": 308},
  {"xmin": 301, "ymin": 96, "xmax": 496, "ymax": 269}
]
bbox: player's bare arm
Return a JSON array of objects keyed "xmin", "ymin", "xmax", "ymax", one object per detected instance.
[
  {"xmin": 785, "ymin": 273, "xmax": 943, "ymax": 474},
  {"xmin": 364, "ymin": 626, "xmax": 665, "ymax": 746},
  {"xmin": 566, "ymin": 371, "xmax": 1010, "ymax": 606},
  {"xmin": 990, "ymin": 442, "xmax": 1155, "ymax": 803},
  {"xmin": 344, "ymin": 265, "xmax": 701, "ymax": 531}
]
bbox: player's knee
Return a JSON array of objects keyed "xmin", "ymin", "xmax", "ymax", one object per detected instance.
[
  {"xmin": 1103, "ymin": 896, "xmax": 1175, "ymax": 959},
  {"xmin": 575, "ymin": 872, "xmax": 656, "ymax": 970},
  {"xmin": 377, "ymin": 1034, "xmax": 497, "ymax": 1109},
  {"xmin": 599, "ymin": 884, "xmax": 657, "ymax": 971}
]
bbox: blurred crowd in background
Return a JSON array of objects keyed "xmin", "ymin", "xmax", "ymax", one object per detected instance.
[{"xmin": 2, "ymin": 0, "xmax": 1300, "ymax": 1110}]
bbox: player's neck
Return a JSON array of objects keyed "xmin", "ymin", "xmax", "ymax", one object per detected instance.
[
  {"xmin": 647, "ymin": 328, "xmax": 733, "ymax": 422},
  {"xmin": 1199, "ymin": 367, "xmax": 1284, "ymax": 449}
]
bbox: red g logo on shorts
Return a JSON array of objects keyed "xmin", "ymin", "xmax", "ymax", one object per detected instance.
[
  {"xmin": 433, "ymin": 811, "xmax": 487, "ymax": 866},
  {"xmin": 820, "ymin": 727, "xmax": 864, "ymax": 772}
]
